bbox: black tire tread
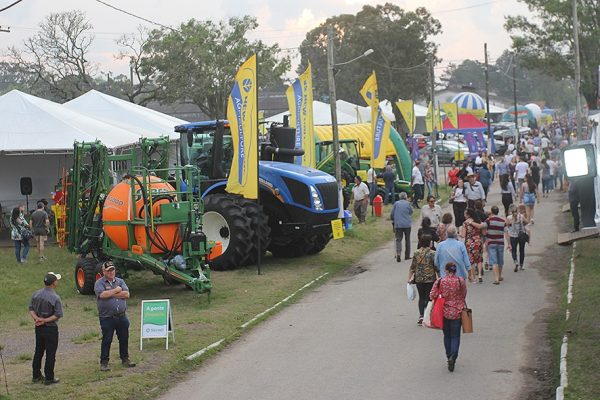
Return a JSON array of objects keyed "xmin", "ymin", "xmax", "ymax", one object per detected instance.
[
  {"xmin": 75, "ymin": 257, "xmax": 98, "ymax": 295},
  {"xmin": 204, "ymin": 194, "xmax": 253, "ymax": 271}
]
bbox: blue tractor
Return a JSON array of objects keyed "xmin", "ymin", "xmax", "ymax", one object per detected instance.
[{"xmin": 176, "ymin": 120, "xmax": 340, "ymax": 270}]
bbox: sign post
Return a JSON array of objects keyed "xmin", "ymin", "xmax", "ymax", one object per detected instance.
[{"xmin": 140, "ymin": 299, "xmax": 174, "ymax": 350}]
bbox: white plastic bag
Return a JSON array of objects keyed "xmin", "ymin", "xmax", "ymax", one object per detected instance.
[
  {"xmin": 406, "ymin": 283, "xmax": 416, "ymax": 301},
  {"xmin": 423, "ymin": 300, "xmax": 434, "ymax": 328}
]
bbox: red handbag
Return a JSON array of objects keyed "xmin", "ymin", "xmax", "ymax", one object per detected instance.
[{"xmin": 430, "ymin": 280, "xmax": 445, "ymax": 329}]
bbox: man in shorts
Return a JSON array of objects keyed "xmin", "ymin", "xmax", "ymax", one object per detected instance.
[
  {"xmin": 483, "ymin": 206, "xmax": 508, "ymax": 284},
  {"xmin": 30, "ymin": 202, "xmax": 50, "ymax": 262}
]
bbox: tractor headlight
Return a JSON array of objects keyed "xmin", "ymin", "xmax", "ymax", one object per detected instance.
[{"xmin": 310, "ymin": 186, "xmax": 323, "ymax": 211}]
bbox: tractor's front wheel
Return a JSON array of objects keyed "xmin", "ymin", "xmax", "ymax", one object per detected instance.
[
  {"xmin": 306, "ymin": 233, "xmax": 332, "ymax": 255},
  {"xmin": 75, "ymin": 258, "xmax": 100, "ymax": 295}
]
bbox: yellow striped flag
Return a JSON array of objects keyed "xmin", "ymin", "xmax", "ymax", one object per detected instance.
[
  {"xmin": 226, "ymin": 55, "xmax": 258, "ymax": 199},
  {"xmin": 286, "ymin": 63, "xmax": 315, "ymax": 168},
  {"xmin": 395, "ymin": 100, "xmax": 416, "ymax": 134},
  {"xmin": 360, "ymin": 71, "xmax": 387, "ymax": 168},
  {"xmin": 425, "ymin": 102, "xmax": 433, "ymax": 132},
  {"xmin": 442, "ymin": 102, "xmax": 459, "ymax": 129}
]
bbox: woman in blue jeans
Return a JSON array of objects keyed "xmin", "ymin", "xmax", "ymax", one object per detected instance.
[
  {"xmin": 506, "ymin": 204, "xmax": 530, "ymax": 271},
  {"xmin": 10, "ymin": 205, "xmax": 30, "ymax": 263},
  {"xmin": 430, "ymin": 262, "xmax": 467, "ymax": 372}
]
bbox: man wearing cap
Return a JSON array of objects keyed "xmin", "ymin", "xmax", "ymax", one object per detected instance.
[
  {"xmin": 95, "ymin": 261, "xmax": 136, "ymax": 371},
  {"xmin": 29, "ymin": 272, "xmax": 63, "ymax": 385},
  {"xmin": 464, "ymin": 172, "xmax": 486, "ymax": 209}
]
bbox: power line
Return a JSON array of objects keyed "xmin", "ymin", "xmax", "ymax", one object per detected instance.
[
  {"xmin": 0, "ymin": 0, "xmax": 24, "ymax": 13},
  {"xmin": 366, "ymin": 58, "xmax": 429, "ymax": 71},
  {"xmin": 431, "ymin": 0, "xmax": 503, "ymax": 15},
  {"xmin": 94, "ymin": 0, "xmax": 177, "ymax": 32}
]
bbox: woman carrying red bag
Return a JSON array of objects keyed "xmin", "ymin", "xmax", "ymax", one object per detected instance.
[{"xmin": 430, "ymin": 262, "xmax": 467, "ymax": 372}]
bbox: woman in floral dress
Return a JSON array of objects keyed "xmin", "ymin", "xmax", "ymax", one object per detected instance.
[{"xmin": 461, "ymin": 208, "xmax": 483, "ymax": 283}]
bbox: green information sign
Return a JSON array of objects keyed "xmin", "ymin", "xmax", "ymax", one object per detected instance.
[{"xmin": 140, "ymin": 299, "xmax": 174, "ymax": 350}]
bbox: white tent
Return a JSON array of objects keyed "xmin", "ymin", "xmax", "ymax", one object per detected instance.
[
  {"xmin": 266, "ymin": 100, "xmax": 358, "ymax": 125},
  {"xmin": 335, "ymin": 100, "xmax": 370, "ymax": 123},
  {"xmin": 65, "ymin": 90, "xmax": 186, "ymax": 140},
  {"xmin": 0, "ymin": 90, "xmax": 140, "ymax": 152}
]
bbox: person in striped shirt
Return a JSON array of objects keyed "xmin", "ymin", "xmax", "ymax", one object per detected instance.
[{"xmin": 483, "ymin": 206, "xmax": 508, "ymax": 284}]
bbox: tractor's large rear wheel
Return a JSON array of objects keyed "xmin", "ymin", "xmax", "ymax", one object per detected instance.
[
  {"xmin": 75, "ymin": 257, "xmax": 101, "ymax": 295},
  {"xmin": 235, "ymin": 197, "xmax": 271, "ymax": 264},
  {"xmin": 203, "ymin": 194, "xmax": 253, "ymax": 270}
]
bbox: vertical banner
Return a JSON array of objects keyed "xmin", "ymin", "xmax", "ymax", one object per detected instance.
[
  {"xmin": 476, "ymin": 132, "xmax": 486, "ymax": 152},
  {"xmin": 436, "ymin": 104, "xmax": 443, "ymax": 132},
  {"xmin": 464, "ymin": 133, "xmax": 478, "ymax": 157},
  {"xmin": 395, "ymin": 100, "xmax": 416, "ymax": 134},
  {"xmin": 442, "ymin": 103, "xmax": 459, "ymax": 129},
  {"xmin": 286, "ymin": 63, "xmax": 315, "ymax": 167},
  {"xmin": 226, "ymin": 55, "xmax": 258, "ymax": 199},
  {"xmin": 360, "ymin": 71, "xmax": 388, "ymax": 168},
  {"xmin": 425, "ymin": 102, "xmax": 433, "ymax": 132}
]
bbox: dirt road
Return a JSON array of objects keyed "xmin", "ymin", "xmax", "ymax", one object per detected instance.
[{"xmin": 159, "ymin": 180, "xmax": 563, "ymax": 400}]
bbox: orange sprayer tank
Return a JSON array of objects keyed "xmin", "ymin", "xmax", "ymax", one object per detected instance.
[{"xmin": 102, "ymin": 176, "xmax": 181, "ymax": 253}]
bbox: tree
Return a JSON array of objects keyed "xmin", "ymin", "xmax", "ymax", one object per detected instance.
[
  {"xmin": 298, "ymin": 3, "xmax": 442, "ymax": 105},
  {"xmin": 505, "ymin": 0, "xmax": 600, "ymax": 109},
  {"xmin": 143, "ymin": 16, "xmax": 290, "ymax": 119},
  {"xmin": 6, "ymin": 10, "xmax": 96, "ymax": 101},
  {"xmin": 111, "ymin": 26, "xmax": 159, "ymax": 105}
]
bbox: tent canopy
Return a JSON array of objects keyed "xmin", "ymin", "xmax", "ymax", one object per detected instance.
[
  {"xmin": 65, "ymin": 90, "xmax": 186, "ymax": 140},
  {"xmin": 0, "ymin": 90, "xmax": 140, "ymax": 153},
  {"xmin": 335, "ymin": 100, "xmax": 370, "ymax": 123},
  {"xmin": 442, "ymin": 113, "xmax": 487, "ymax": 132},
  {"xmin": 266, "ymin": 101, "xmax": 358, "ymax": 125}
]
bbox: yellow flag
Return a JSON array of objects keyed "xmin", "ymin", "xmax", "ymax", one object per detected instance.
[
  {"xmin": 360, "ymin": 72, "xmax": 387, "ymax": 168},
  {"xmin": 396, "ymin": 100, "xmax": 416, "ymax": 134},
  {"xmin": 286, "ymin": 63, "xmax": 315, "ymax": 168},
  {"xmin": 226, "ymin": 55, "xmax": 258, "ymax": 199},
  {"xmin": 425, "ymin": 102, "xmax": 433, "ymax": 132},
  {"xmin": 442, "ymin": 102, "xmax": 459, "ymax": 129}
]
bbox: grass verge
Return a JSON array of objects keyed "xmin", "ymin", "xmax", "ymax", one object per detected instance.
[
  {"xmin": 557, "ymin": 238, "xmax": 600, "ymax": 400},
  {"xmin": 2, "ymin": 195, "xmax": 444, "ymax": 400}
]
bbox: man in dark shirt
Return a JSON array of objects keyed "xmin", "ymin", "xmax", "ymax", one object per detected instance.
[
  {"xmin": 95, "ymin": 261, "xmax": 136, "ymax": 371},
  {"xmin": 29, "ymin": 272, "xmax": 63, "ymax": 385}
]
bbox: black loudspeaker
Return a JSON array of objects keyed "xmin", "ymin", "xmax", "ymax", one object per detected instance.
[{"xmin": 20, "ymin": 177, "xmax": 32, "ymax": 195}]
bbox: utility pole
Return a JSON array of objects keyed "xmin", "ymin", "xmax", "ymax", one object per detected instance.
[
  {"xmin": 512, "ymin": 61, "xmax": 519, "ymax": 148},
  {"xmin": 572, "ymin": 0, "xmax": 583, "ymax": 139},
  {"xmin": 326, "ymin": 25, "xmax": 343, "ymax": 216},
  {"xmin": 484, "ymin": 43, "xmax": 492, "ymax": 154},
  {"xmin": 429, "ymin": 55, "xmax": 439, "ymax": 197}
]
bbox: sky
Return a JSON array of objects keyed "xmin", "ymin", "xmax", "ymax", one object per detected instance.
[{"xmin": 0, "ymin": 0, "xmax": 530, "ymax": 78}]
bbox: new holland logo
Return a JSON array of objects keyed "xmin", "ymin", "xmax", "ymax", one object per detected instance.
[{"xmin": 242, "ymin": 78, "xmax": 253, "ymax": 93}]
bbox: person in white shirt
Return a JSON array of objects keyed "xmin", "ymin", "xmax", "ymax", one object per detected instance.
[
  {"xmin": 541, "ymin": 136, "xmax": 551, "ymax": 149},
  {"xmin": 366, "ymin": 166, "xmax": 377, "ymax": 204},
  {"xmin": 411, "ymin": 160, "xmax": 424, "ymax": 209},
  {"xmin": 515, "ymin": 157, "xmax": 529, "ymax": 188},
  {"xmin": 464, "ymin": 172, "xmax": 486, "ymax": 209},
  {"xmin": 352, "ymin": 176, "xmax": 370, "ymax": 223}
]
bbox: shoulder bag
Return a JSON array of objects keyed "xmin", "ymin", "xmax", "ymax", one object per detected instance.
[
  {"xmin": 461, "ymin": 300, "xmax": 473, "ymax": 333},
  {"xmin": 430, "ymin": 279, "xmax": 445, "ymax": 329}
]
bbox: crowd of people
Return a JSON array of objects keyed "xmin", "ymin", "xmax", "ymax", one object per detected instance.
[{"xmin": 391, "ymin": 122, "xmax": 580, "ymax": 373}]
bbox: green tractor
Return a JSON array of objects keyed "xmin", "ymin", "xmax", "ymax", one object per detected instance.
[
  {"xmin": 66, "ymin": 137, "xmax": 214, "ymax": 296},
  {"xmin": 315, "ymin": 138, "xmax": 361, "ymax": 209}
]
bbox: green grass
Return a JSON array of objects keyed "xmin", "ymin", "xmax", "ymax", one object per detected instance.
[
  {"xmin": 0, "ymin": 203, "xmax": 412, "ymax": 400},
  {"xmin": 561, "ymin": 239, "xmax": 600, "ymax": 400}
]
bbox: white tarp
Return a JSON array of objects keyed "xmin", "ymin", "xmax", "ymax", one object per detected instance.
[
  {"xmin": 65, "ymin": 90, "xmax": 187, "ymax": 140},
  {"xmin": 0, "ymin": 90, "xmax": 140, "ymax": 152},
  {"xmin": 266, "ymin": 101, "xmax": 358, "ymax": 125}
]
